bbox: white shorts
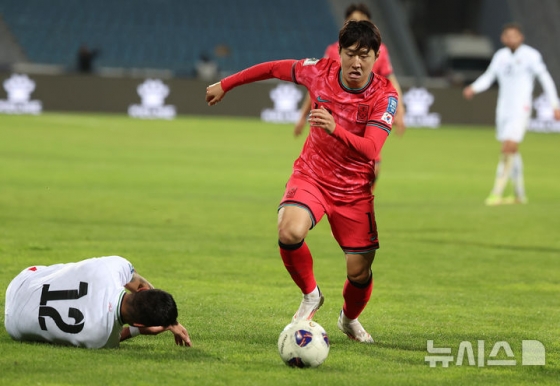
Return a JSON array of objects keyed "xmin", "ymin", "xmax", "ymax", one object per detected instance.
[{"xmin": 496, "ymin": 110, "xmax": 530, "ymax": 143}]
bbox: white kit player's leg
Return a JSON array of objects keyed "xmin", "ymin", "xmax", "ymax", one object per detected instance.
[
  {"xmin": 486, "ymin": 153, "xmax": 514, "ymax": 205},
  {"xmin": 504, "ymin": 152, "xmax": 527, "ymax": 204}
]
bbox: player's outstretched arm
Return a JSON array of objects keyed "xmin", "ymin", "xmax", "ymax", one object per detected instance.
[
  {"xmin": 206, "ymin": 82, "xmax": 225, "ymax": 106},
  {"xmin": 206, "ymin": 60, "xmax": 296, "ymax": 108}
]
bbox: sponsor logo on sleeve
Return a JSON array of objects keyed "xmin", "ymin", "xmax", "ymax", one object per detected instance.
[{"xmin": 387, "ymin": 96, "xmax": 398, "ymax": 115}]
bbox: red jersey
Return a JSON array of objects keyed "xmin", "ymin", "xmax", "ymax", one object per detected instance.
[
  {"xmin": 324, "ymin": 42, "xmax": 393, "ymax": 78},
  {"xmin": 221, "ymin": 58, "xmax": 398, "ymax": 202}
]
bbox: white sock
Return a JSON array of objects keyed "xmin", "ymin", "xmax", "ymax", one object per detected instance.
[
  {"xmin": 510, "ymin": 153, "xmax": 525, "ymax": 198},
  {"xmin": 340, "ymin": 310, "xmax": 359, "ymax": 323},
  {"xmin": 491, "ymin": 153, "xmax": 514, "ymax": 196},
  {"xmin": 304, "ymin": 286, "xmax": 320, "ymax": 299}
]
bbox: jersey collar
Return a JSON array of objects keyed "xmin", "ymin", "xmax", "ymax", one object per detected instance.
[
  {"xmin": 338, "ymin": 70, "xmax": 373, "ymax": 94},
  {"xmin": 116, "ymin": 290, "xmax": 126, "ymax": 326}
]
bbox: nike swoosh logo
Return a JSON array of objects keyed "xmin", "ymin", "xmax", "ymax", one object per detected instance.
[{"xmin": 317, "ymin": 96, "xmax": 331, "ymax": 103}]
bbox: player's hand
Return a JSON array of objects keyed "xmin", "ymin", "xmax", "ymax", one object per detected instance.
[
  {"xmin": 293, "ymin": 116, "xmax": 307, "ymax": 137},
  {"xmin": 168, "ymin": 323, "xmax": 192, "ymax": 347},
  {"xmin": 206, "ymin": 82, "xmax": 225, "ymax": 106},
  {"xmin": 309, "ymin": 106, "xmax": 336, "ymax": 134},
  {"xmin": 138, "ymin": 324, "xmax": 192, "ymax": 347},
  {"xmin": 554, "ymin": 108, "xmax": 560, "ymax": 121},
  {"xmin": 463, "ymin": 86, "xmax": 475, "ymax": 100}
]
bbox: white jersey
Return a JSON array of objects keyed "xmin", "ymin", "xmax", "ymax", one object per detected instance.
[
  {"xmin": 471, "ymin": 44, "xmax": 559, "ymax": 117},
  {"xmin": 4, "ymin": 256, "xmax": 134, "ymax": 349}
]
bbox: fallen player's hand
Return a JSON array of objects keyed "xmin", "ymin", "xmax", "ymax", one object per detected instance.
[{"xmin": 168, "ymin": 323, "xmax": 192, "ymax": 347}]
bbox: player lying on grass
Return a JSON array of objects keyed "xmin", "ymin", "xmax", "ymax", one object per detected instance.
[
  {"xmin": 5, "ymin": 255, "xmax": 192, "ymax": 348},
  {"xmin": 206, "ymin": 20, "xmax": 398, "ymax": 343}
]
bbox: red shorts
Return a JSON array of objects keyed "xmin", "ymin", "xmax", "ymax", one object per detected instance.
[{"xmin": 279, "ymin": 176, "xmax": 379, "ymax": 253}]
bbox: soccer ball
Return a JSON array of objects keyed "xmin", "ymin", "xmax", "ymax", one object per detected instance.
[{"xmin": 277, "ymin": 320, "xmax": 330, "ymax": 368}]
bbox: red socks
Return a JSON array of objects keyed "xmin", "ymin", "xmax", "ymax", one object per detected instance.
[
  {"xmin": 279, "ymin": 240, "xmax": 317, "ymax": 295},
  {"xmin": 342, "ymin": 275, "xmax": 373, "ymax": 320},
  {"xmin": 280, "ymin": 239, "xmax": 373, "ymax": 319}
]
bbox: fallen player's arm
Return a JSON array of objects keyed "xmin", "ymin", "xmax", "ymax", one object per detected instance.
[
  {"xmin": 120, "ymin": 323, "xmax": 192, "ymax": 347},
  {"xmin": 124, "ymin": 272, "xmax": 154, "ymax": 293}
]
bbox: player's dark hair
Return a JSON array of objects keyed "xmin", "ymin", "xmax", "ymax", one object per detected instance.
[
  {"xmin": 502, "ymin": 22, "xmax": 523, "ymax": 33},
  {"xmin": 339, "ymin": 20, "xmax": 381, "ymax": 56},
  {"xmin": 129, "ymin": 289, "xmax": 178, "ymax": 327},
  {"xmin": 345, "ymin": 3, "xmax": 371, "ymax": 20}
]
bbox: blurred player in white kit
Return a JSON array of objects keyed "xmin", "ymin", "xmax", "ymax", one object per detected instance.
[{"xmin": 464, "ymin": 23, "xmax": 560, "ymax": 205}]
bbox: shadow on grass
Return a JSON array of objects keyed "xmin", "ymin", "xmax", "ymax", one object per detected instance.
[
  {"xmin": 3, "ymin": 339, "xmax": 222, "ymax": 364},
  {"xmin": 116, "ymin": 345, "xmax": 220, "ymax": 363}
]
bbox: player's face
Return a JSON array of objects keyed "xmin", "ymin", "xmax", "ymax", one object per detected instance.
[
  {"xmin": 340, "ymin": 44, "xmax": 377, "ymax": 89},
  {"xmin": 346, "ymin": 11, "xmax": 369, "ymax": 22},
  {"xmin": 501, "ymin": 28, "xmax": 524, "ymax": 51}
]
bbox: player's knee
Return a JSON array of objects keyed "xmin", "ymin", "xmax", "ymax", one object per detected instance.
[
  {"xmin": 501, "ymin": 141, "xmax": 518, "ymax": 154},
  {"xmin": 346, "ymin": 268, "xmax": 371, "ymax": 284},
  {"xmin": 278, "ymin": 224, "xmax": 306, "ymax": 245}
]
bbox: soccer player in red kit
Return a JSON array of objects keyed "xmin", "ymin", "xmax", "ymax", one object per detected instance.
[
  {"xmin": 206, "ymin": 20, "xmax": 398, "ymax": 343},
  {"xmin": 294, "ymin": 3, "xmax": 405, "ymax": 140},
  {"xmin": 294, "ymin": 3, "xmax": 405, "ymax": 193}
]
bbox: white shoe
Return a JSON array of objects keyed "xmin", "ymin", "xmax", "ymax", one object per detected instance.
[
  {"xmin": 485, "ymin": 194, "xmax": 502, "ymax": 206},
  {"xmin": 292, "ymin": 288, "xmax": 324, "ymax": 321},
  {"xmin": 502, "ymin": 195, "xmax": 528, "ymax": 205},
  {"xmin": 337, "ymin": 311, "xmax": 374, "ymax": 343}
]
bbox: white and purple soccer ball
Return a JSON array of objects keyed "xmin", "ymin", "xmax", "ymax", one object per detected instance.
[{"xmin": 277, "ymin": 320, "xmax": 330, "ymax": 368}]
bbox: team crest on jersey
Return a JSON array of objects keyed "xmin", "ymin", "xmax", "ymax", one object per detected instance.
[
  {"xmin": 381, "ymin": 112, "xmax": 393, "ymax": 125},
  {"xmin": 303, "ymin": 58, "xmax": 320, "ymax": 66},
  {"xmin": 387, "ymin": 96, "xmax": 398, "ymax": 115},
  {"xmin": 357, "ymin": 104, "xmax": 369, "ymax": 123}
]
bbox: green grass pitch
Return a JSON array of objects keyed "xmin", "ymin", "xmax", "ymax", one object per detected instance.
[{"xmin": 0, "ymin": 113, "xmax": 559, "ymax": 385}]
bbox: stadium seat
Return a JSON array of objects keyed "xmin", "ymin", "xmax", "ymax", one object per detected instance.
[{"xmin": 0, "ymin": 0, "xmax": 338, "ymax": 76}]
